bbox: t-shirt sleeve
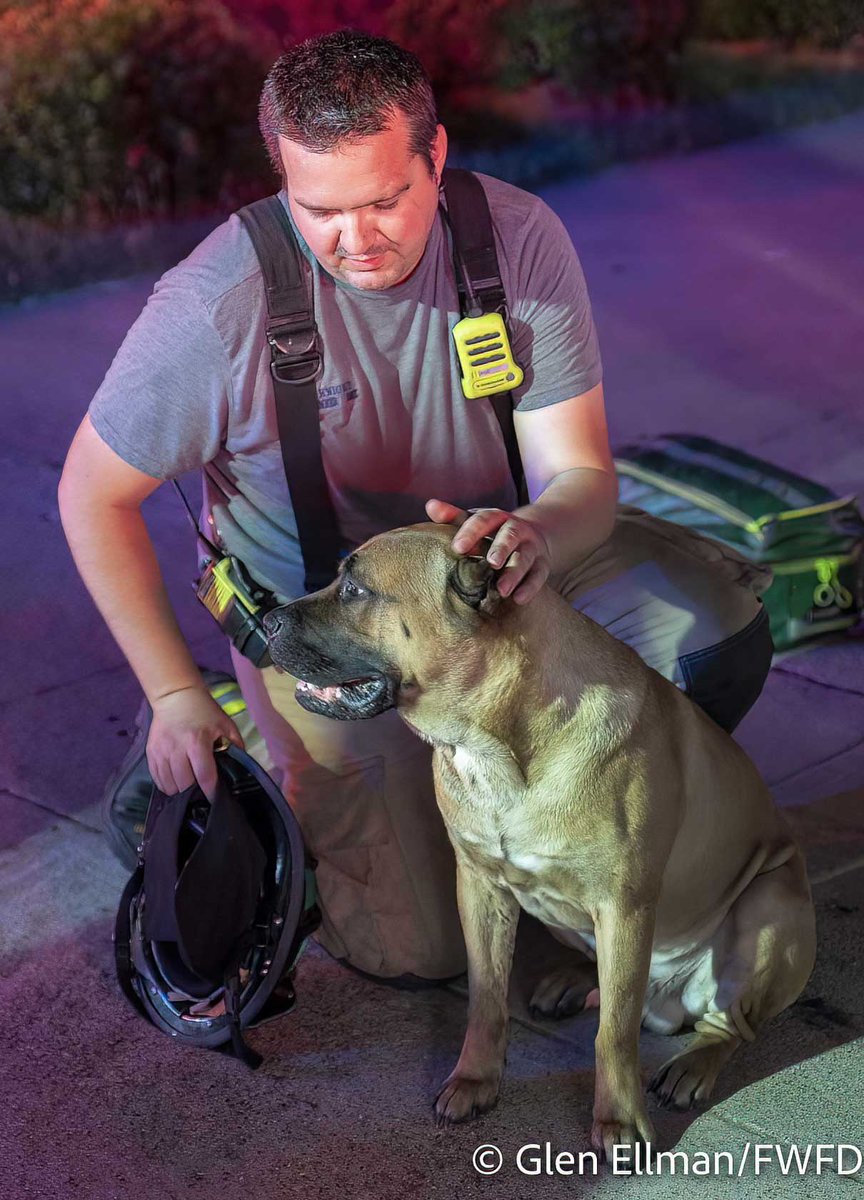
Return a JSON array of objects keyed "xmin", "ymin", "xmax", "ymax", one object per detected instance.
[
  {"xmin": 498, "ymin": 197, "xmax": 603, "ymax": 413},
  {"xmin": 88, "ymin": 276, "xmax": 232, "ymax": 479}
]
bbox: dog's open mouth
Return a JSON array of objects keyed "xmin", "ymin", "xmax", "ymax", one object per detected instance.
[{"xmin": 294, "ymin": 673, "xmax": 394, "ymax": 720}]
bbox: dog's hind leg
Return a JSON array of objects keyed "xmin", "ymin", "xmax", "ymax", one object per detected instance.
[
  {"xmin": 530, "ymin": 960, "xmax": 597, "ymax": 1017},
  {"xmin": 514, "ymin": 915, "xmax": 600, "ymax": 1018},
  {"xmin": 529, "ymin": 956, "xmax": 599, "ymax": 1018},
  {"xmin": 649, "ymin": 851, "xmax": 816, "ymax": 1110}
]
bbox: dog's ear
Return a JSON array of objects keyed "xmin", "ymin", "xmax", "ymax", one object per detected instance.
[{"xmin": 448, "ymin": 556, "xmax": 501, "ymax": 615}]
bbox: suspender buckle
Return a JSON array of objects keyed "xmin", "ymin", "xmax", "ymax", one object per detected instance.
[{"xmin": 267, "ymin": 324, "xmax": 322, "ymax": 386}]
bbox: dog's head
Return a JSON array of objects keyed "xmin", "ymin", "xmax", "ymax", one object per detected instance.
[{"xmin": 264, "ymin": 523, "xmax": 506, "ymax": 722}]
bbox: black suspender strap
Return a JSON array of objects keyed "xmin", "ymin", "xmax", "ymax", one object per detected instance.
[
  {"xmin": 236, "ymin": 182, "xmax": 524, "ymax": 596},
  {"xmin": 237, "ymin": 198, "xmax": 343, "ymax": 593},
  {"xmin": 440, "ymin": 168, "xmax": 525, "ymax": 500},
  {"xmin": 441, "ymin": 167, "xmax": 507, "ymax": 316}
]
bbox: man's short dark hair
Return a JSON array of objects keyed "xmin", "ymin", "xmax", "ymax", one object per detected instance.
[{"xmin": 259, "ymin": 31, "xmax": 439, "ymax": 181}]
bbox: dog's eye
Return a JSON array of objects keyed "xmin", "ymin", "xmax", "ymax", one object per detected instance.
[{"xmin": 338, "ymin": 577, "xmax": 365, "ymax": 600}]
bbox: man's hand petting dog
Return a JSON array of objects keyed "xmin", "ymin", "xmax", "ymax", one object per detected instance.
[{"xmin": 425, "ymin": 498, "xmax": 551, "ymax": 604}]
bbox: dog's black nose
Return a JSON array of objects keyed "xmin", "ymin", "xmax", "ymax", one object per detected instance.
[{"xmin": 263, "ymin": 609, "xmax": 284, "ymax": 638}]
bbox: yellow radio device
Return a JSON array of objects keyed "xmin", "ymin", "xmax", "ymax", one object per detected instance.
[
  {"xmin": 452, "ymin": 311, "xmax": 524, "ymax": 399},
  {"xmin": 440, "ymin": 186, "xmax": 524, "ymax": 403},
  {"xmin": 194, "ymin": 552, "xmax": 275, "ymax": 667},
  {"xmin": 197, "ymin": 555, "xmax": 261, "ymax": 620},
  {"xmin": 171, "ymin": 480, "xmax": 276, "ymax": 666}
]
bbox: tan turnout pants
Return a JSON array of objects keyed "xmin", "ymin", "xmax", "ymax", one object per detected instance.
[{"xmin": 231, "ymin": 646, "xmax": 465, "ymax": 979}]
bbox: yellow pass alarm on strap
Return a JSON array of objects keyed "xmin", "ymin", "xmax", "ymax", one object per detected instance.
[{"xmin": 453, "ymin": 311, "xmax": 524, "ymax": 400}]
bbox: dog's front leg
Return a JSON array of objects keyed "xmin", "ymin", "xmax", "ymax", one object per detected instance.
[
  {"xmin": 591, "ymin": 899, "xmax": 657, "ymax": 1160},
  {"xmin": 434, "ymin": 855, "xmax": 520, "ymax": 1126}
]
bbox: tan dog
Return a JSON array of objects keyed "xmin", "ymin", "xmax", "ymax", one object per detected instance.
[{"xmin": 264, "ymin": 523, "xmax": 816, "ymax": 1157}]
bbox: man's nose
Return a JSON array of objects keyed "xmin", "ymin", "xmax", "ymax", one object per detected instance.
[{"xmin": 338, "ymin": 211, "xmax": 374, "ymax": 256}]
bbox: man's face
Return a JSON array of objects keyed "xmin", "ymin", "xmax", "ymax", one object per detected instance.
[{"xmin": 279, "ymin": 108, "xmax": 447, "ymax": 291}]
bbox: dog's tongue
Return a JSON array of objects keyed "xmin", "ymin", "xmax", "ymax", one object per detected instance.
[{"xmin": 296, "ymin": 679, "xmax": 344, "ymax": 701}]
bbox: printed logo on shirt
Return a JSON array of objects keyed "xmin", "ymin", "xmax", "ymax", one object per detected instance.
[{"xmin": 318, "ymin": 380, "xmax": 358, "ymax": 410}]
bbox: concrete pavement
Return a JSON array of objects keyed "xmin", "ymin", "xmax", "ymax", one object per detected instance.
[{"xmin": 1, "ymin": 112, "xmax": 863, "ymax": 1199}]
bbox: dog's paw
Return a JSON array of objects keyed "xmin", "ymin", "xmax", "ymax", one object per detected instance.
[
  {"xmin": 433, "ymin": 1072, "xmax": 500, "ymax": 1127},
  {"xmin": 590, "ymin": 1112, "xmax": 656, "ymax": 1164},
  {"xmin": 529, "ymin": 965, "xmax": 600, "ymax": 1020},
  {"xmin": 648, "ymin": 1040, "xmax": 734, "ymax": 1110}
]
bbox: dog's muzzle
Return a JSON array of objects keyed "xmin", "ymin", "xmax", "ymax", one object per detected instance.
[
  {"xmin": 263, "ymin": 605, "xmax": 397, "ymax": 721},
  {"xmin": 293, "ymin": 674, "xmax": 395, "ymax": 720}
]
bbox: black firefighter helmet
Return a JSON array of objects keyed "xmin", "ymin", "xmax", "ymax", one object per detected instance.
[{"xmin": 113, "ymin": 744, "xmax": 319, "ymax": 1068}]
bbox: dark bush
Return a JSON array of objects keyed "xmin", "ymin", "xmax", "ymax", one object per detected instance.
[
  {"xmin": 697, "ymin": 0, "xmax": 864, "ymax": 49},
  {"xmin": 498, "ymin": 0, "xmax": 701, "ymax": 105},
  {"xmin": 0, "ymin": 0, "xmax": 274, "ymax": 222},
  {"xmin": 222, "ymin": 0, "xmax": 514, "ymax": 110},
  {"xmin": 220, "ymin": 0, "xmax": 389, "ymax": 45}
]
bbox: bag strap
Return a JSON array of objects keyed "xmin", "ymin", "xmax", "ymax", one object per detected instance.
[
  {"xmin": 237, "ymin": 197, "xmax": 343, "ymax": 593},
  {"xmin": 441, "ymin": 167, "xmax": 525, "ymax": 500}
]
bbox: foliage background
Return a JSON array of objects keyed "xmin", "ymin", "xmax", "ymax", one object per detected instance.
[{"xmin": 1, "ymin": 0, "xmax": 863, "ymax": 300}]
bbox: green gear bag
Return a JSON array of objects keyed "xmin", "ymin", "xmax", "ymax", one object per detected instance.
[{"xmin": 614, "ymin": 434, "xmax": 864, "ymax": 652}]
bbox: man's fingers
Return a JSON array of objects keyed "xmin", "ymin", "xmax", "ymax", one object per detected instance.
[
  {"xmin": 189, "ymin": 744, "xmax": 219, "ymax": 799},
  {"xmin": 511, "ymin": 562, "xmax": 549, "ymax": 605},
  {"xmin": 148, "ymin": 742, "xmax": 223, "ymax": 797},
  {"xmin": 496, "ymin": 545, "xmax": 538, "ymax": 596},
  {"xmin": 425, "ymin": 498, "xmax": 470, "ymax": 526},
  {"xmin": 487, "ymin": 519, "xmax": 529, "ymax": 567},
  {"xmin": 154, "ymin": 760, "xmax": 181, "ymax": 796},
  {"xmin": 146, "ymin": 747, "xmax": 172, "ymax": 795},
  {"xmin": 168, "ymin": 752, "xmax": 196, "ymax": 795},
  {"xmin": 148, "ymin": 763, "xmax": 167, "ymax": 794},
  {"xmin": 451, "ymin": 508, "xmax": 508, "ymax": 554},
  {"xmin": 226, "ymin": 723, "xmax": 245, "ymax": 751},
  {"xmin": 217, "ymin": 716, "xmax": 244, "ymax": 751},
  {"xmin": 145, "ymin": 693, "xmax": 239, "ymax": 796}
]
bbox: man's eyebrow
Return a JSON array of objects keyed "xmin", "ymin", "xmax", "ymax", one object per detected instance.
[{"xmin": 295, "ymin": 182, "xmax": 411, "ymax": 213}]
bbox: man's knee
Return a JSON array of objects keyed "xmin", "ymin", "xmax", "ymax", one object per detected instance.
[{"xmin": 230, "ymin": 645, "xmax": 466, "ymax": 977}]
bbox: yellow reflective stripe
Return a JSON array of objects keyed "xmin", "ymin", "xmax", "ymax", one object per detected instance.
[
  {"xmin": 208, "ymin": 681, "xmax": 247, "ymax": 715},
  {"xmin": 751, "ymin": 495, "xmax": 857, "ymax": 530},
  {"xmin": 614, "ymin": 460, "xmax": 760, "ymax": 534},
  {"xmin": 769, "ymin": 551, "xmax": 856, "ymax": 575}
]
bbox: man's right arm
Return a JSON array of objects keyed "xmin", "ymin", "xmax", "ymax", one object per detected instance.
[{"xmin": 58, "ymin": 414, "xmax": 243, "ymax": 795}]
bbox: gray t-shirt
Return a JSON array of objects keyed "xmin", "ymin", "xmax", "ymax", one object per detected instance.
[{"xmin": 89, "ymin": 173, "xmax": 602, "ymax": 599}]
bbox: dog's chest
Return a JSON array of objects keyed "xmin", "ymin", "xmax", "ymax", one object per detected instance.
[
  {"xmin": 434, "ymin": 745, "xmax": 595, "ymax": 926},
  {"xmin": 435, "ymin": 745, "xmax": 527, "ymax": 856}
]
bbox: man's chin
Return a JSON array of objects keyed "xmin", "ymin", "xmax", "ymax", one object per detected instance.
[
  {"xmin": 339, "ymin": 264, "xmax": 401, "ymax": 290},
  {"xmin": 335, "ymin": 253, "xmax": 423, "ymax": 291}
]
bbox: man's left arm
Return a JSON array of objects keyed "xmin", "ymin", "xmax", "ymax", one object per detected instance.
[{"xmin": 426, "ymin": 380, "xmax": 618, "ymax": 604}]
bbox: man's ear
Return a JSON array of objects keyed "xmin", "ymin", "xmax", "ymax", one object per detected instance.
[
  {"xmin": 448, "ymin": 556, "xmax": 501, "ymax": 615},
  {"xmin": 431, "ymin": 123, "xmax": 448, "ymax": 183}
]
